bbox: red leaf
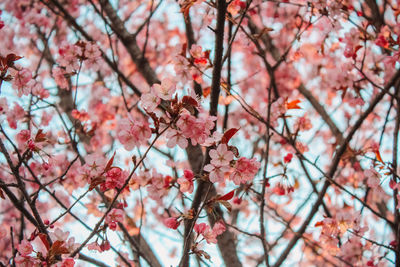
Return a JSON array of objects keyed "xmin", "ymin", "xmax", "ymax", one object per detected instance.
[
  {"xmin": 315, "ymin": 221, "xmax": 324, "ymax": 227},
  {"xmin": 105, "ymin": 152, "xmax": 116, "ymax": 172},
  {"xmin": 203, "ymin": 87, "xmax": 211, "ymax": 97},
  {"xmin": 182, "ymin": 96, "xmax": 198, "ymax": 107},
  {"xmin": 286, "ymin": 99, "xmax": 301, "ymax": 110},
  {"xmin": 219, "ymin": 200, "xmax": 232, "ymax": 212},
  {"xmin": 180, "ymin": 42, "xmax": 187, "ymax": 57},
  {"xmin": 0, "ymin": 188, "xmax": 4, "ymax": 199},
  {"xmin": 6, "ymin": 53, "xmax": 23, "ymax": 66},
  {"xmin": 180, "ymin": 0, "xmax": 196, "ymax": 20},
  {"xmin": 354, "ymin": 45, "xmax": 363, "ymax": 53},
  {"xmin": 34, "ymin": 129, "xmax": 47, "ymax": 143},
  {"xmin": 0, "ymin": 57, "xmax": 7, "ymax": 71},
  {"xmin": 217, "ymin": 189, "xmax": 235, "ymax": 201},
  {"xmin": 38, "ymin": 233, "xmax": 50, "ymax": 251},
  {"xmin": 89, "ymin": 176, "xmax": 105, "ymax": 191},
  {"xmin": 221, "ymin": 128, "xmax": 239, "ymax": 144},
  {"xmin": 50, "ymin": 240, "xmax": 70, "ymax": 255},
  {"xmin": 375, "ymin": 150, "xmax": 384, "ymax": 164}
]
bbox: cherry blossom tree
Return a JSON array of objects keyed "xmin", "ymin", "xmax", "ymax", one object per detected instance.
[{"xmin": 1, "ymin": 0, "xmax": 400, "ymax": 266}]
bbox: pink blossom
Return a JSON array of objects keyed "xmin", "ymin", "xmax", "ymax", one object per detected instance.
[
  {"xmin": 194, "ymin": 223, "xmax": 221, "ymax": 244},
  {"xmin": 152, "ymin": 78, "xmax": 176, "ymax": 100},
  {"xmin": 209, "ymin": 144, "xmax": 234, "ymax": 167},
  {"xmin": 41, "ymin": 111, "xmax": 53, "ymax": 126},
  {"xmin": 375, "ymin": 34, "xmax": 389, "ymax": 48},
  {"xmin": 59, "ymin": 258, "xmax": 75, "ymax": 267},
  {"xmin": 203, "ymin": 230, "xmax": 218, "ymax": 244},
  {"xmin": 131, "ymin": 170, "xmax": 152, "ymax": 188},
  {"xmin": 172, "ymin": 54, "xmax": 191, "ymax": 83},
  {"xmin": 177, "ymin": 170, "xmax": 194, "ymax": 193},
  {"xmin": 294, "ymin": 115, "xmax": 312, "ymax": 131},
  {"xmin": 0, "ymin": 226, "xmax": 6, "ymax": 239},
  {"xmin": 140, "ymin": 91, "xmax": 161, "ymax": 112},
  {"xmin": 15, "ymin": 255, "xmax": 40, "ymax": 267},
  {"xmin": 190, "ymin": 44, "xmax": 204, "ymax": 59},
  {"xmin": 147, "ymin": 170, "xmax": 170, "ymax": 201},
  {"xmin": 12, "ymin": 68, "xmax": 32, "ymax": 96},
  {"xmin": 176, "ymin": 111, "xmax": 216, "ymax": 146},
  {"xmin": 295, "ymin": 142, "xmax": 309, "ymax": 154},
  {"xmin": 338, "ymin": 237, "xmax": 364, "ymax": 265},
  {"xmin": 65, "ymin": 237, "xmax": 80, "ymax": 253},
  {"xmin": 57, "ymin": 42, "xmax": 81, "ymax": 72},
  {"xmin": 194, "ymin": 223, "xmax": 209, "ymax": 234},
  {"xmin": 227, "ymin": 0, "xmax": 245, "ymax": 15},
  {"xmin": 364, "ymin": 168, "xmax": 381, "ymax": 188},
  {"xmin": 31, "ymin": 83, "xmax": 50, "ymax": 99},
  {"xmin": 53, "ymin": 67, "xmax": 69, "ymax": 90},
  {"xmin": 183, "ymin": 169, "xmax": 194, "ymax": 180},
  {"xmin": 163, "ymin": 217, "xmax": 180, "ymax": 229},
  {"xmin": 27, "ymin": 139, "xmax": 37, "ymax": 151},
  {"xmin": 117, "ymin": 118, "xmax": 152, "ymax": 150},
  {"xmin": 88, "ymin": 240, "xmax": 110, "ymax": 252},
  {"xmin": 204, "ymin": 163, "xmax": 230, "ymax": 183},
  {"xmin": 50, "ymin": 228, "xmax": 70, "ymax": 241},
  {"xmin": 212, "ymin": 221, "xmax": 226, "ymax": 235},
  {"xmin": 166, "ymin": 129, "xmax": 188, "ymax": 149},
  {"xmin": 319, "ymin": 235, "xmax": 340, "ymax": 254},
  {"xmin": 341, "ymin": 28, "xmax": 361, "ymax": 58},
  {"xmin": 87, "ymin": 241, "xmax": 101, "ymax": 252},
  {"xmin": 18, "ymin": 240, "xmax": 33, "ymax": 256},
  {"xmin": 103, "ymin": 168, "xmax": 126, "ymax": 190},
  {"xmin": 384, "ymin": 51, "xmax": 400, "ymax": 67},
  {"xmin": 84, "ymin": 42, "xmax": 101, "ymax": 59},
  {"xmin": 106, "ymin": 208, "xmax": 124, "ymax": 230},
  {"xmin": 16, "ymin": 129, "xmax": 31, "ymax": 148},
  {"xmin": 230, "ymin": 157, "xmax": 260, "ymax": 185},
  {"xmin": 190, "ymin": 45, "xmax": 208, "ymax": 66}
]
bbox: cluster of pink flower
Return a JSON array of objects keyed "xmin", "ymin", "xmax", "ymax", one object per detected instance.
[
  {"xmin": 340, "ymin": 28, "xmax": 362, "ymax": 59},
  {"xmin": 15, "ymin": 240, "xmax": 41, "ymax": 267},
  {"xmin": 15, "ymin": 229, "xmax": 79, "ymax": 267},
  {"xmin": 101, "ymin": 168, "xmax": 128, "ymax": 191},
  {"xmin": 117, "ymin": 118, "xmax": 152, "ymax": 151},
  {"xmin": 140, "ymin": 77, "xmax": 217, "ymax": 150},
  {"xmin": 140, "ymin": 78, "xmax": 175, "ymax": 113},
  {"xmin": 194, "ymin": 221, "xmax": 226, "ymax": 244},
  {"xmin": 53, "ymin": 41, "xmax": 101, "ymax": 90},
  {"xmin": 171, "ymin": 44, "xmax": 210, "ymax": 84},
  {"xmin": 177, "ymin": 169, "xmax": 194, "ymax": 193},
  {"xmin": 147, "ymin": 169, "xmax": 170, "ymax": 201},
  {"xmin": 105, "ymin": 208, "xmax": 125, "ymax": 231},
  {"xmin": 164, "ymin": 218, "xmax": 226, "ymax": 245},
  {"xmin": 87, "ymin": 239, "xmax": 111, "ymax": 253},
  {"xmin": 316, "ymin": 211, "xmax": 370, "ymax": 264},
  {"xmin": 204, "ymin": 144, "xmax": 260, "ymax": 185},
  {"xmin": 176, "ymin": 111, "xmax": 216, "ymax": 146}
]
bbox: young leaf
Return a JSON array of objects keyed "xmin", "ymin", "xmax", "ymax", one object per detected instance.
[
  {"xmin": 49, "ymin": 240, "xmax": 70, "ymax": 255},
  {"xmin": 375, "ymin": 150, "xmax": 384, "ymax": 164},
  {"xmin": 105, "ymin": 151, "xmax": 116, "ymax": 172},
  {"xmin": 286, "ymin": 99, "xmax": 301, "ymax": 110},
  {"xmin": 217, "ymin": 189, "xmax": 235, "ymax": 201},
  {"xmin": 221, "ymin": 128, "xmax": 239, "ymax": 144},
  {"xmin": 38, "ymin": 233, "xmax": 50, "ymax": 251}
]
